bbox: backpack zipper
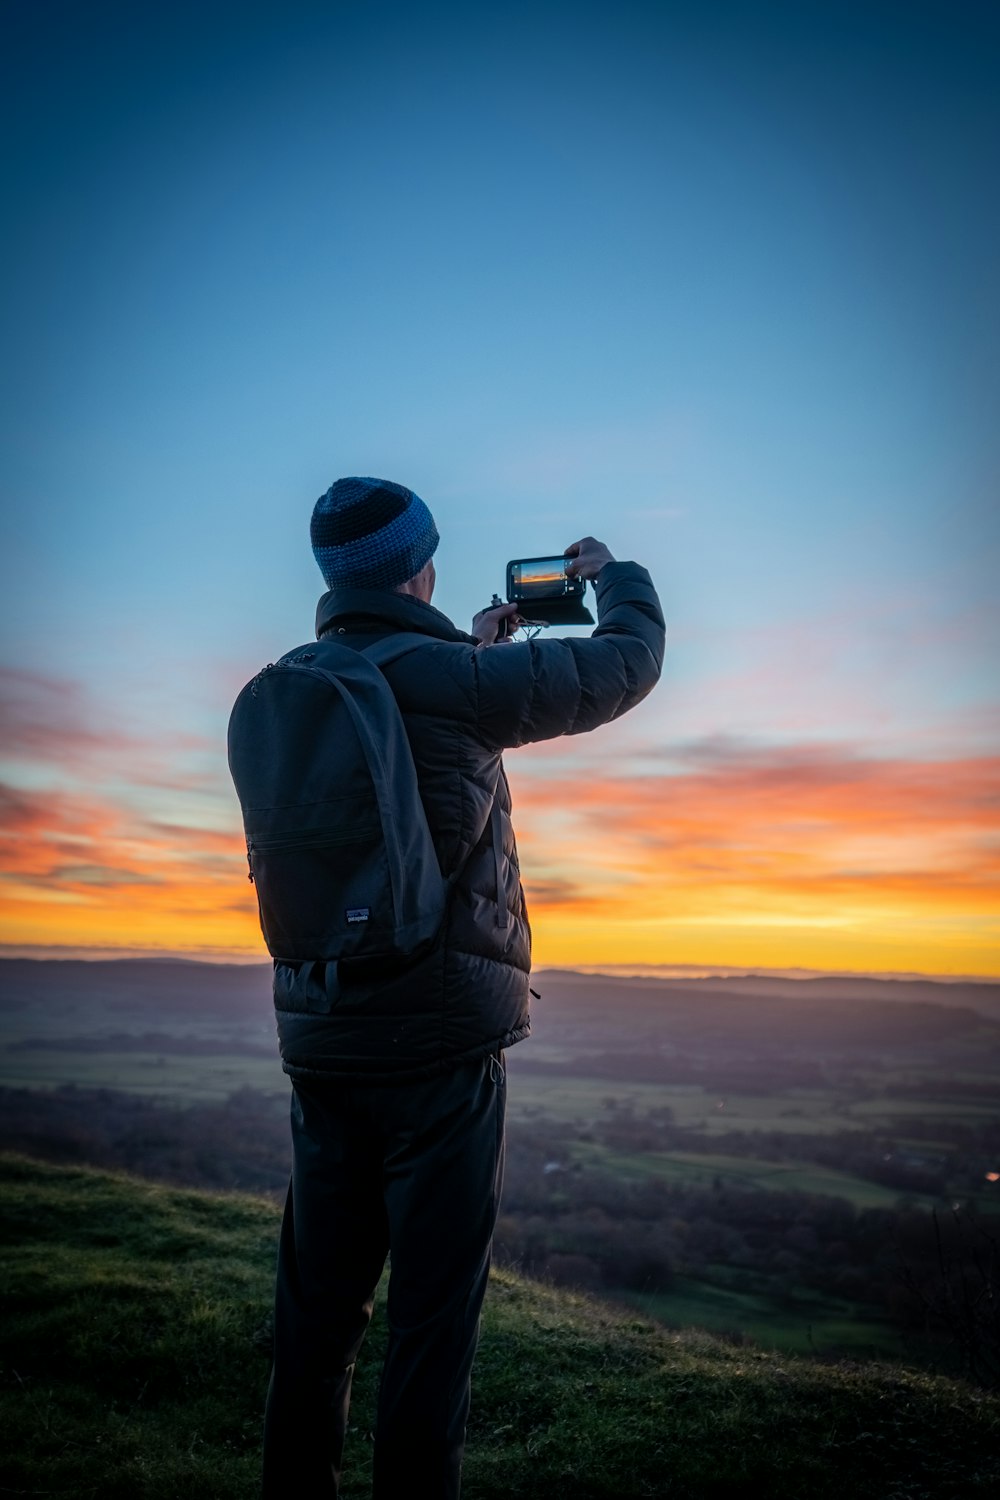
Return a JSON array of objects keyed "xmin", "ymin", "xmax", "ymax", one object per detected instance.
[{"xmin": 246, "ymin": 824, "xmax": 377, "ymax": 882}]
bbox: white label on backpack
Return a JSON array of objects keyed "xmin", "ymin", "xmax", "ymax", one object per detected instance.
[{"xmin": 346, "ymin": 907, "xmax": 370, "ymax": 924}]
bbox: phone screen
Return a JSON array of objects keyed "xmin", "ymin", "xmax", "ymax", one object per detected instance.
[{"xmin": 509, "ymin": 557, "xmax": 571, "ymax": 598}]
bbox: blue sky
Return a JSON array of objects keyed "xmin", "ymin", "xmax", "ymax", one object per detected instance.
[{"xmin": 1, "ymin": 0, "xmax": 998, "ymax": 970}]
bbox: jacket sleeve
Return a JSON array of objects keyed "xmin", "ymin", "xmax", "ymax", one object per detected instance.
[{"xmin": 471, "ymin": 561, "xmax": 665, "ymax": 750}]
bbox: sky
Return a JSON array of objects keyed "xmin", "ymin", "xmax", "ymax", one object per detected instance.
[{"xmin": 1, "ymin": 0, "xmax": 998, "ymax": 976}]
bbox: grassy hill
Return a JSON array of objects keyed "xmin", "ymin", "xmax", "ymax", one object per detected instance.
[{"xmin": 2, "ymin": 1154, "xmax": 998, "ymax": 1499}]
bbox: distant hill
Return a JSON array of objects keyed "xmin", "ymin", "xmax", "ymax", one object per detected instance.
[
  {"xmin": 534, "ymin": 966, "xmax": 1000, "ymax": 1018},
  {"xmin": 0, "ymin": 956, "xmax": 274, "ymax": 1020},
  {"xmin": 3, "ymin": 958, "xmax": 999, "ymax": 1099},
  {"xmin": 523, "ymin": 968, "xmax": 1000, "ymax": 1067},
  {"xmin": 3, "ymin": 954, "xmax": 999, "ymax": 1024},
  {"xmin": 2, "ymin": 1154, "xmax": 998, "ymax": 1499}
]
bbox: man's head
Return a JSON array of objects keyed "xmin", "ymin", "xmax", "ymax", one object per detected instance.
[{"xmin": 311, "ymin": 477, "xmax": 439, "ymax": 595}]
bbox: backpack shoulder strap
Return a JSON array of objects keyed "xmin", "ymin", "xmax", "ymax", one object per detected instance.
[
  {"xmin": 345, "ymin": 631, "xmax": 503, "ymax": 911},
  {"xmin": 359, "ymin": 633, "xmax": 445, "ymax": 671},
  {"xmin": 356, "ymin": 631, "xmax": 490, "ymax": 896}
]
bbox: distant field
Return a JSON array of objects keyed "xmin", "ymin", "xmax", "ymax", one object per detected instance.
[
  {"xmin": 508, "ymin": 1070, "xmax": 852, "ymax": 1134},
  {"xmin": 0, "ymin": 961, "xmax": 283, "ymax": 1103},
  {"xmin": 507, "ymin": 1071, "xmax": 687, "ymax": 1121},
  {"xmin": 507, "ymin": 1065, "xmax": 989, "ymax": 1141},
  {"xmin": 2, "ymin": 1043, "xmax": 990, "ymax": 1150},
  {"xmin": 620, "ymin": 1276, "xmax": 905, "ymax": 1359},
  {"xmin": 845, "ymin": 1096, "xmax": 1000, "ymax": 1122},
  {"xmin": 566, "ymin": 1139, "xmax": 939, "ymax": 1209},
  {"xmin": 4, "ymin": 958, "xmax": 997, "ymax": 1122},
  {"xmin": 0, "ymin": 1047, "xmax": 287, "ymax": 1102}
]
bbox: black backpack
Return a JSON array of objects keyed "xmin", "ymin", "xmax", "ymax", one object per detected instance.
[{"xmin": 227, "ymin": 634, "xmax": 448, "ymax": 964}]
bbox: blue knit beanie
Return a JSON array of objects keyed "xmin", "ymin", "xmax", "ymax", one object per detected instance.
[{"xmin": 310, "ymin": 477, "xmax": 439, "ymax": 591}]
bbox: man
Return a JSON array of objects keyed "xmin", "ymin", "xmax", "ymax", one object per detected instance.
[{"xmin": 242, "ymin": 476, "xmax": 665, "ymax": 1498}]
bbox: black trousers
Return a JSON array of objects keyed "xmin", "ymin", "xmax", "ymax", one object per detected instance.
[{"xmin": 262, "ymin": 1052, "xmax": 506, "ymax": 1500}]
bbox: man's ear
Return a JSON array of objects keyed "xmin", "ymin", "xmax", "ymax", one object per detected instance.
[{"xmin": 396, "ymin": 558, "xmax": 436, "ymax": 603}]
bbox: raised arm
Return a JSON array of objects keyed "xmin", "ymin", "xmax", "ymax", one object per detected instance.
[{"xmin": 471, "ymin": 541, "xmax": 665, "ymax": 749}]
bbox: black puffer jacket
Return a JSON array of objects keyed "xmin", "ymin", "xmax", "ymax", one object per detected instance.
[{"xmin": 272, "ymin": 561, "xmax": 664, "ymax": 1081}]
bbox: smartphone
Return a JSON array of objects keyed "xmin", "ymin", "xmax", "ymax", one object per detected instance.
[{"xmin": 506, "ymin": 555, "xmax": 586, "ymax": 603}]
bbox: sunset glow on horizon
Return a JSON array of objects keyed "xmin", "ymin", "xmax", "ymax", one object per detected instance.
[
  {"xmin": 1, "ymin": 657, "xmax": 996, "ymax": 976},
  {"xmin": 2, "ymin": 3, "xmax": 997, "ymax": 980}
]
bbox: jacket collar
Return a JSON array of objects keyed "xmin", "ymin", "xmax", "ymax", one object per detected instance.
[{"xmin": 315, "ymin": 587, "xmax": 475, "ymax": 645}]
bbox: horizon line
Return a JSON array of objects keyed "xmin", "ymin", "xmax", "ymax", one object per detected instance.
[{"xmin": 1, "ymin": 944, "xmax": 997, "ymax": 985}]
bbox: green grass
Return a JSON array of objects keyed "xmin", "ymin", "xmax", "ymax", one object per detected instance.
[
  {"xmin": 2, "ymin": 1154, "xmax": 999, "ymax": 1499},
  {"xmin": 0, "ymin": 1154, "xmax": 276, "ymax": 1498}
]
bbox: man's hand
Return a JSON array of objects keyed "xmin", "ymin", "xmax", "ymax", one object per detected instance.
[
  {"xmin": 564, "ymin": 537, "xmax": 616, "ymax": 580},
  {"xmin": 471, "ymin": 600, "xmax": 525, "ymax": 646}
]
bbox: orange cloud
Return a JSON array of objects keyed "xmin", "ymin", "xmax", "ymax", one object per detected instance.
[
  {"xmin": 2, "ymin": 680, "xmax": 998, "ymax": 975},
  {"xmin": 506, "ymin": 743, "xmax": 1000, "ymax": 976},
  {"xmin": 0, "ymin": 780, "xmax": 259, "ymax": 953},
  {"xmin": 0, "ymin": 667, "xmax": 254, "ymax": 952}
]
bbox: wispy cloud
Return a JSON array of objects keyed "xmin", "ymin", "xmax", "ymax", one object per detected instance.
[
  {"xmin": 0, "ymin": 668, "xmax": 142, "ymax": 768},
  {"xmin": 0, "ymin": 667, "xmax": 256, "ymax": 951},
  {"xmin": 511, "ymin": 741, "xmax": 999, "ymax": 879},
  {"xmin": 0, "ymin": 667, "xmax": 217, "ymax": 783},
  {"xmin": 0, "ymin": 778, "xmax": 255, "ymax": 953},
  {"xmin": 3, "ymin": 659, "xmax": 997, "ymax": 972},
  {"xmin": 507, "ymin": 741, "xmax": 1000, "ymax": 974}
]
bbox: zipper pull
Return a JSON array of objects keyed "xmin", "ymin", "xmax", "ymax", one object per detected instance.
[{"xmin": 246, "ymin": 844, "xmax": 255, "ymax": 883}]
